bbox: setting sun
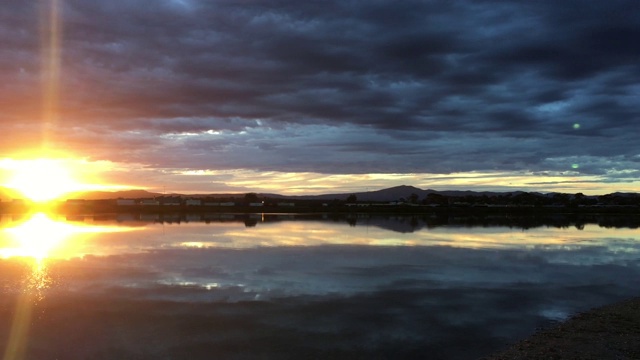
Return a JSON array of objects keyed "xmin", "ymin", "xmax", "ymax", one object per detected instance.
[
  {"xmin": 0, "ymin": 157, "xmax": 129, "ymax": 203},
  {"xmin": 2, "ymin": 159, "xmax": 85, "ymax": 202}
]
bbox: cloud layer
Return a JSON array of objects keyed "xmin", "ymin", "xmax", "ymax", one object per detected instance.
[{"xmin": 1, "ymin": 0, "xmax": 639, "ymax": 193}]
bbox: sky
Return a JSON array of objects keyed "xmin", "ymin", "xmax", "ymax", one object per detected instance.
[{"xmin": 0, "ymin": 0, "xmax": 639, "ymax": 195}]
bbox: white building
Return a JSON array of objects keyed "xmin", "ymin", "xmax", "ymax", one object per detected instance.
[
  {"xmin": 116, "ymin": 199, "xmax": 136, "ymax": 206},
  {"xmin": 185, "ymin": 199, "xmax": 202, "ymax": 206},
  {"xmin": 162, "ymin": 198, "xmax": 181, "ymax": 206}
]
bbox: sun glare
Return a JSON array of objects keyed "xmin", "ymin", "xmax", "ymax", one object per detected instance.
[
  {"xmin": 1, "ymin": 213, "xmax": 76, "ymax": 260},
  {"xmin": 1, "ymin": 159, "xmax": 85, "ymax": 202},
  {"xmin": 0, "ymin": 212, "xmax": 140, "ymax": 260}
]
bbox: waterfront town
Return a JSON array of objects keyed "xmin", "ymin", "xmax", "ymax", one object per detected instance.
[{"xmin": 1, "ymin": 188, "xmax": 638, "ymax": 215}]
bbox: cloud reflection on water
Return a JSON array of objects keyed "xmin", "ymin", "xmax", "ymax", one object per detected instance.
[
  {"xmin": 1, "ymin": 214, "xmax": 639, "ymax": 297},
  {"xmin": 0, "ymin": 213, "xmax": 639, "ymax": 359}
]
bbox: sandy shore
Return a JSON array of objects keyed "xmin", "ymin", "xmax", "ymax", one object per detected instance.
[{"xmin": 482, "ymin": 297, "xmax": 640, "ymax": 359}]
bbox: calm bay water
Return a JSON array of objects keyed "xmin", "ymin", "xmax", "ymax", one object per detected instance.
[{"xmin": 1, "ymin": 212, "xmax": 639, "ymax": 359}]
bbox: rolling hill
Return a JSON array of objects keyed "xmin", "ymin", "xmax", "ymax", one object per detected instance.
[{"xmin": 63, "ymin": 185, "xmax": 552, "ymax": 203}]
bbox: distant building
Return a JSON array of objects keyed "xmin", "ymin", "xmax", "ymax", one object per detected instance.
[
  {"xmin": 116, "ymin": 199, "xmax": 136, "ymax": 206},
  {"xmin": 185, "ymin": 199, "xmax": 202, "ymax": 206},
  {"xmin": 277, "ymin": 202, "xmax": 295, "ymax": 207},
  {"xmin": 140, "ymin": 199, "xmax": 160, "ymax": 206},
  {"xmin": 249, "ymin": 202, "xmax": 264, "ymax": 207},
  {"xmin": 161, "ymin": 197, "xmax": 181, "ymax": 206},
  {"xmin": 220, "ymin": 202, "xmax": 235, "ymax": 207}
]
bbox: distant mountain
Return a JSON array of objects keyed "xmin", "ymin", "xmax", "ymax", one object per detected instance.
[
  {"xmin": 57, "ymin": 186, "xmax": 637, "ymax": 203},
  {"xmin": 283, "ymin": 185, "xmax": 513, "ymax": 202},
  {"xmin": 356, "ymin": 185, "xmax": 431, "ymax": 201},
  {"xmin": 267, "ymin": 185, "xmax": 425, "ymax": 202},
  {"xmin": 64, "ymin": 185, "xmax": 438, "ymax": 202},
  {"xmin": 609, "ymin": 192, "xmax": 639, "ymax": 198}
]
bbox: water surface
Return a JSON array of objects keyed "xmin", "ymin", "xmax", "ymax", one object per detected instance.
[{"xmin": 1, "ymin": 213, "xmax": 638, "ymax": 359}]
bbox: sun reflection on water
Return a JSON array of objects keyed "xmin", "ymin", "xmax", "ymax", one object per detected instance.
[
  {"xmin": 0, "ymin": 211, "xmax": 143, "ymax": 360},
  {"xmin": 0, "ymin": 212, "xmax": 140, "ymax": 303},
  {"xmin": 2, "ymin": 213, "xmax": 78, "ymax": 260},
  {"xmin": 22, "ymin": 259, "xmax": 51, "ymax": 302},
  {"xmin": 1, "ymin": 212, "xmax": 138, "ymax": 261}
]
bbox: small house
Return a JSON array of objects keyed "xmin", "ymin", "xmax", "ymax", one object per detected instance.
[{"xmin": 185, "ymin": 199, "xmax": 202, "ymax": 206}]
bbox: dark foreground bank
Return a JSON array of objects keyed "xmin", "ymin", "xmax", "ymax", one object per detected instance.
[{"xmin": 484, "ymin": 297, "xmax": 640, "ymax": 360}]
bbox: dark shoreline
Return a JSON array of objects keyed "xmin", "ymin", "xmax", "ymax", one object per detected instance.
[{"xmin": 483, "ymin": 297, "xmax": 640, "ymax": 359}]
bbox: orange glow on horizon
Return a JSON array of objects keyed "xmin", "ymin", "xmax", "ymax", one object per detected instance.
[
  {"xmin": 0, "ymin": 157, "xmax": 128, "ymax": 202},
  {"xmin": 3, "ymin": 159, "xmax": 82, "ymax": 202}
]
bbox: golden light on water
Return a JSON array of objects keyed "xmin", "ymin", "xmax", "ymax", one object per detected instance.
[
  {"xmin": 0, "ymin": 212, "xmax": 138, "ymax": 261},
  {"xmin": 1, "ymin": 213, "xmax": 79, "ymax": 260},
  {"xmin": 0, "ymin": 213, "xmax": 142, "ymax": 360}
]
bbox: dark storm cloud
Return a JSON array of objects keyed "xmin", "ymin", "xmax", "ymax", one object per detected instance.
[{"xmin": 1, "ymin": 0, "xmax": 638, "ymax": 180}]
